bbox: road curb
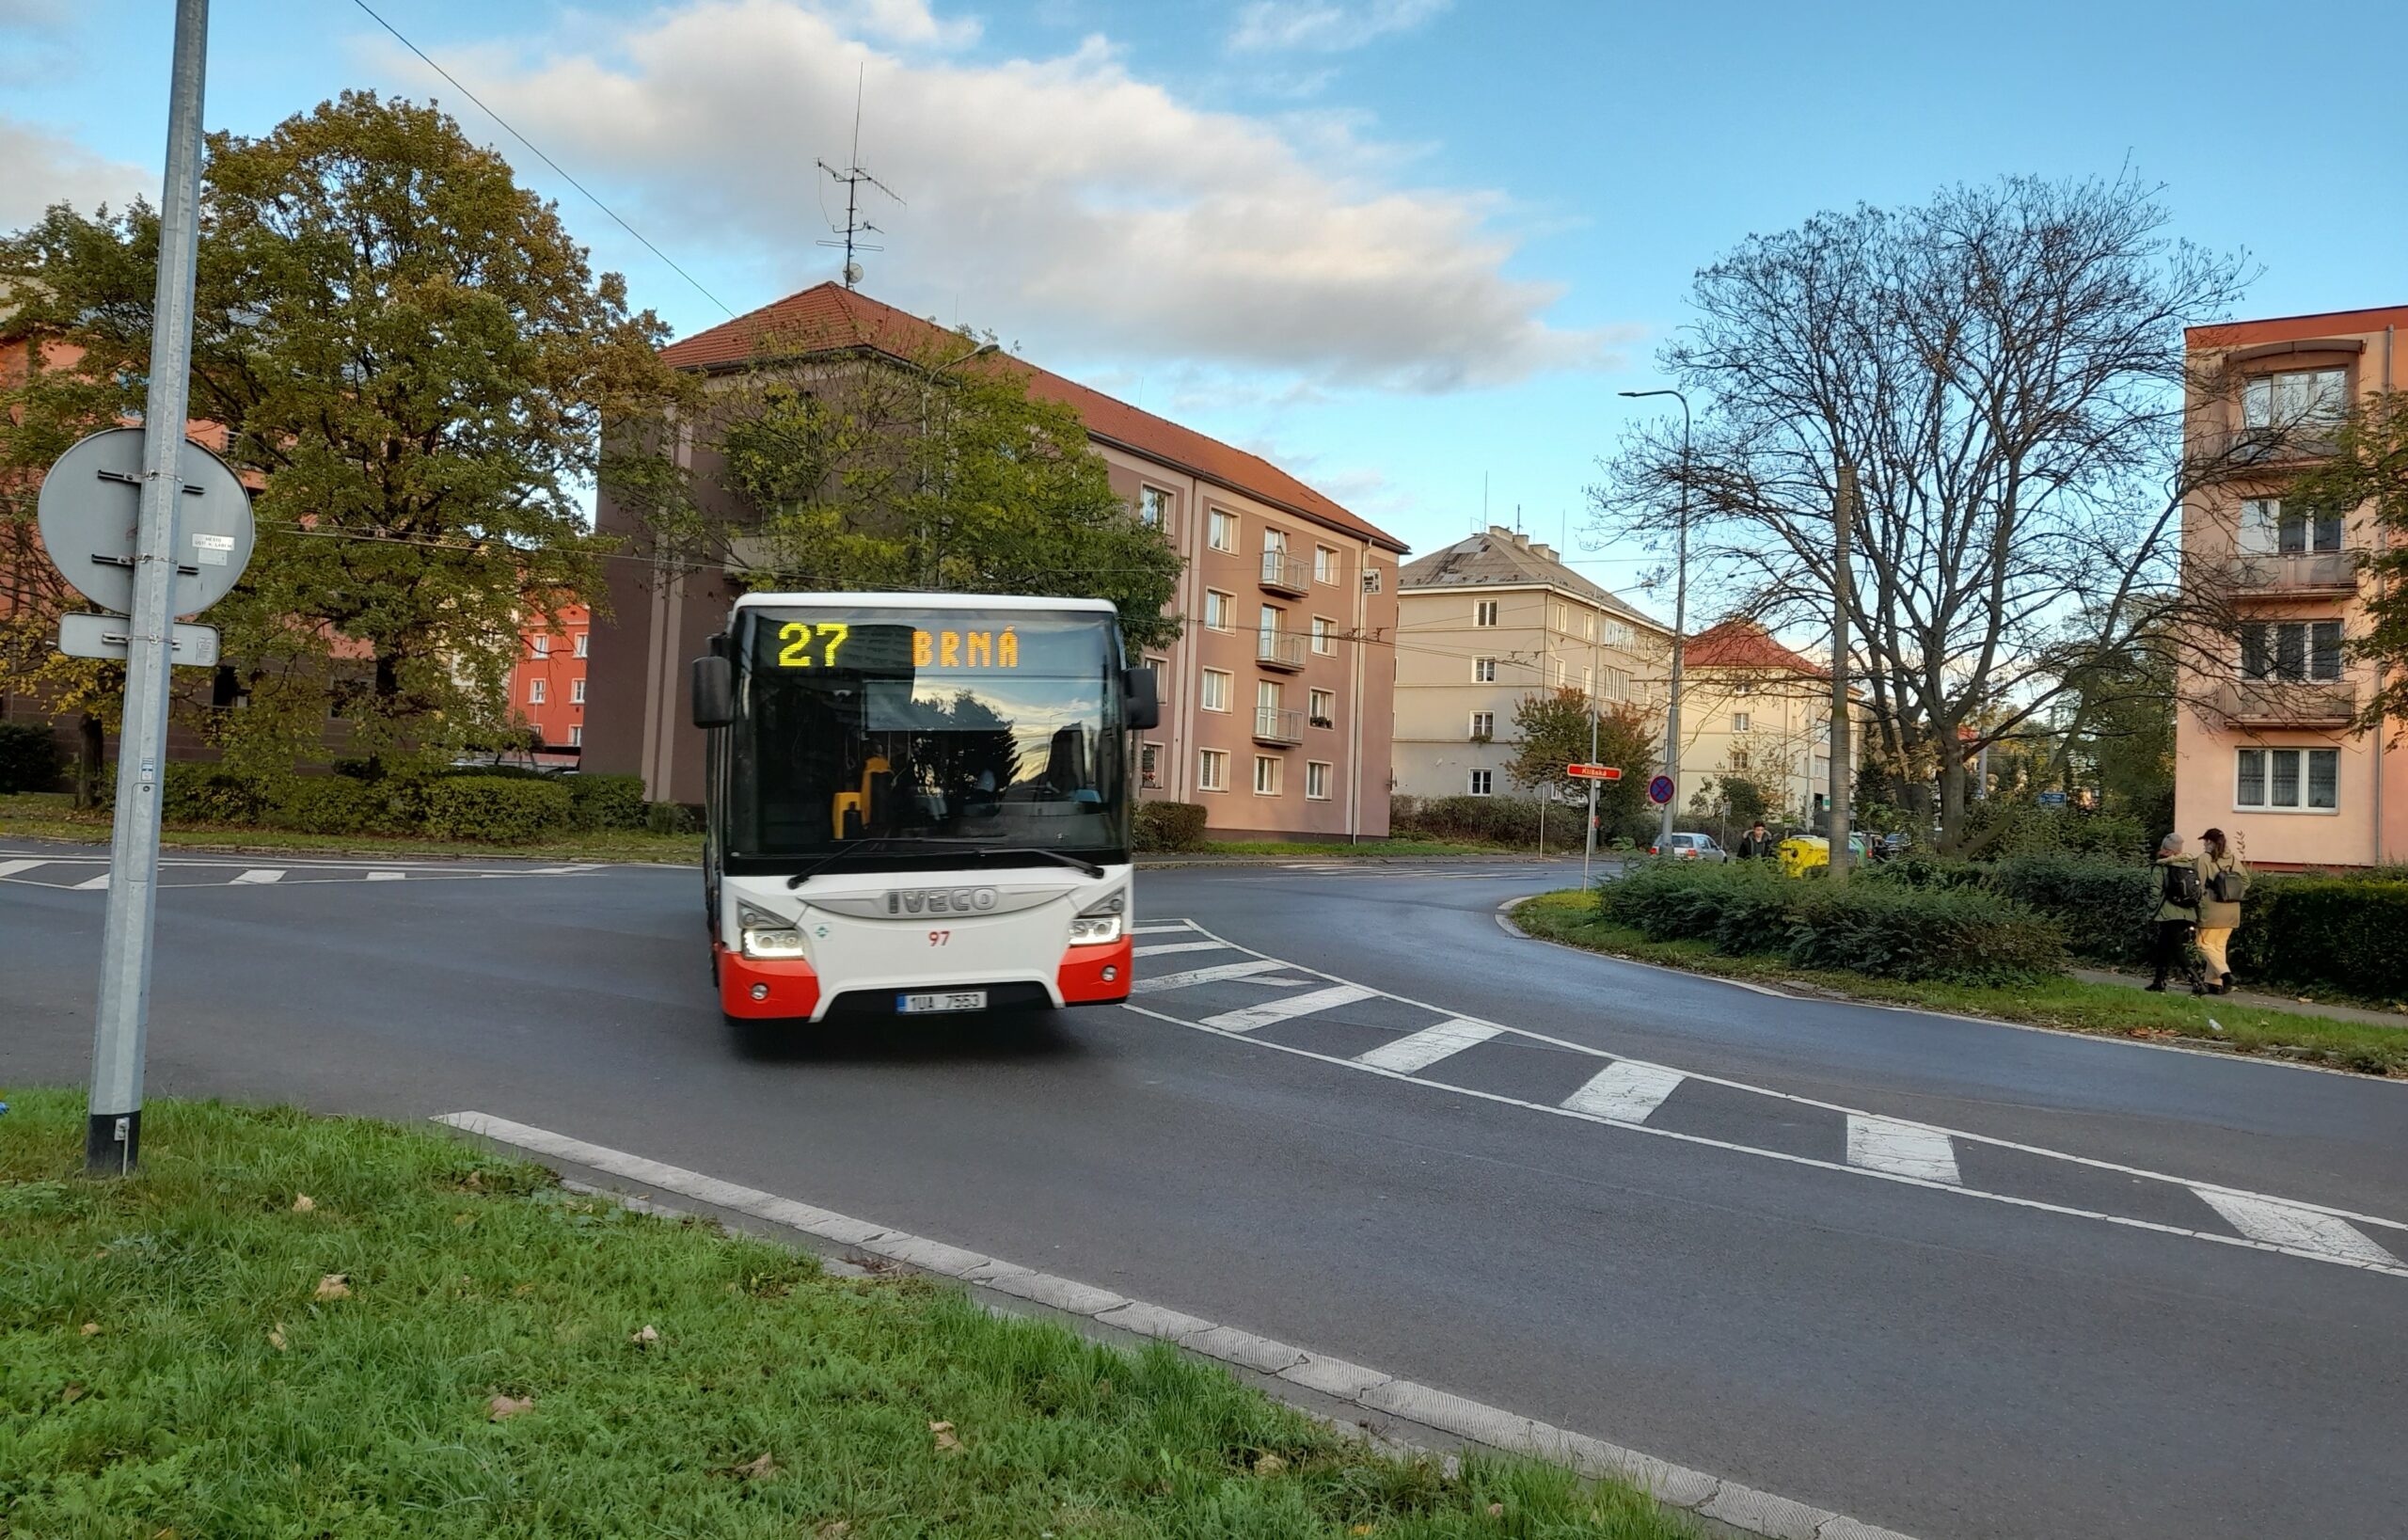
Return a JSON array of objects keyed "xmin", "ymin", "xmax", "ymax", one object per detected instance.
[{"xmin": 438, "ymin": 1110, "xmax": 1923, "ymax": 1540}]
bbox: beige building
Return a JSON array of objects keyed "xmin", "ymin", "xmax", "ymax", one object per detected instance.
[
  {"xmin": 1673, "ymin": 621, "xmax": 1864, "ymax": 821},
  {"xmin": 2174, "ymin": 304, "xmax": 2405, "ymax": 867},
  {"xmin": 1392, "ymin": 527, "xmax": 1670, "ymax": 801},
  {"xmin": 582, "ymin": 283, "xmax": 1408, "ymax": 839}
]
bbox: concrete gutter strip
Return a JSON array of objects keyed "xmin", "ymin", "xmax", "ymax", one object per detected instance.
[{"xmin": 445, "ymin": 1111, "xmax": 1921, "ymax": 1540}]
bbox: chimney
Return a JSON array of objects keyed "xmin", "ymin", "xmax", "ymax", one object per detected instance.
[
  {"xmin": 1486, "ymin": 524, "xmax": 1516, "ymax": 544},
  {"xmin": 1530, "ymin": 543, "xmax": 1558, "ymax": 563}
]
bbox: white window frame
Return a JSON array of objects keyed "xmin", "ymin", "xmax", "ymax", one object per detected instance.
[
  {"xmin": 1602, "ymin": 620, "xmax": 1632, "ymax": 647},
  {"xmin": 1209, "ymin": 509, "xmax": 1238, "ymax": 552},
  {"xmin": 1253, "ymin": 754, "xmax": 1282, "ymax": 797},
  {"xmin": 1306, "ymin": 760, "xmax": 1332, "ymax": 801},
  {"xmin": 2242, "ymin": 368, "xmax": 2348, "ymax": 430},
  {"xmin": 1200, "ymin": 668, "xmax": 1232, "ymax": 712},
  {"xmin": 2235, "ymin": 746, "xmax": 2340, "ymax": 814},
  {"xmin": 1473, "ymin": 658, "xmax": 1497, "ymax": 683},
  {"xmin": 1469, "ymin": 710, "xmax": 1494, "ymax": 739},
  {"xmin": 528, "ymin": 677, "xmax": 547, "ymax": 705},
  {"xmin": 1139, "ymin": 485, "xmax": 1171, "ymax": 530},
  {"xmin": 2241, "ymin": 620, "xmax": 2344, "ymax": 682},
  {"xmin": 568, "ymin": 724, "xmax": 582, "ymax": 748},
  {"xmin": 572, "ymin": 632, "xmax": 589, "ymax": 659},
  {"xmin": 531, "ymin": 634, "xmax": 549, "ymax": 658},
  {"xmin": 1314, "ymin": 545, "xmax": 1337, "ymax": 583},
  {"xmin": 1311, "ymin": 615, "xmax": 1337, "ymax": 654},
  {"xmin": 1307, "ymin": 687, "xmax": 1335, "ymax": 724},
  {"xmin": 1204, "ymin": 589, "xmax": 1233, "ymax": 630},
  {"xmin": 1198, "ymin": 748, "xmax": 1229, "ymax": 792},
  {"xmin": 1467, "ymin": 769, "xmax": 1494, "ymax": 797},
  {"xmin": 1732, "ymin": 712, "xmax": 1751, "ymax": 734},
  {"xmin": 571, "ymin": 678, "xmax": 587, "ymax": 705},
  {"xmin": 1475, "ymin": 599, "xmax": 1500, "ymax": 627},
  {"xmin": 1140, "ymin": 740, "xmax": 1163, "ymax": 787},
  {"xmin": 1363, "ymin": 567, "xmax": 1382, "ymax": 595}
]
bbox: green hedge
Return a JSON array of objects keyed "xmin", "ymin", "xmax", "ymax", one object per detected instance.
[
  {"xmin": 565, "ymin": 773, "xmax": 648, "ymax": 832},
  {"xmin": 1133, "ymin": 800, "xmax": 1208, "ymax": 852},
  {"xmin": 2229, "ymin": 879, "xmax": 2408, "ymax": 1002},
  {"xmin": 1392, "ymin": 795, "xmax": 1542, "ymax": 846},
  {"xmin": 1598, "ymin": 859, "xmax": 2065, "ymax": 985},
  {"xmin": 1983, "ymin": 853, "xmax": 2158, "ymax": 967},
  {"xmin": 419, "ymin": 775, "xmax": 573, "ymax": 844},
  {"xmin": 0, "ymin": 722, "xmax": 63, "ymax": 793}
]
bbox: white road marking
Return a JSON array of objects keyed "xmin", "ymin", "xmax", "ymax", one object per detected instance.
[
  {"xmin": 1561, "ymin": 1060, "xmax": 1687, "ymax": 1124},
  {"xmin": 0, "ymin": 859, "xmax": 50, "ymax": 880},
  {"xmin": 1846, "ymin": 1115, "xmax": 1961, "ymax": 1185},
  {"xmin": 1132, "ymin": 959, "xmax": 1293, "ymax": 993},
  {"xmin": 366, "ymin": 871, "xmax": 406, "ymax": 881},
  {"xmin": 73, "ymin": 872, "xmax": 109, "ymax": 891},
  {"xmin": 1134, "ymin": 940, "xmax": 1228, "ymax": 958},
  {"xmin": 2193, "ymin": 1189, "xmax": 2397, "ymax": 1267},
  {"xmin": 1133, "ymin": 923, "xmax": 1196, "ymax": 935},
  {"xmin": 1200, "ymin": 983, "xmax": 1376, "ymax": 1034},
  {"xmin": 1356, "ymin": 1019, "xmax": 1502, "ymax": 1074},
  {"xmin": 230, "ymin": 868, "xmax": 285, "ymax": 885}
]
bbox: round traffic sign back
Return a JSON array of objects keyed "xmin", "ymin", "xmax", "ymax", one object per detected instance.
[
  {"xmin": 36, "ymin": 428, "xmax": 254, "ymax": 618},
  {"xmin": 1647, "ymin": 774, "xmax": 1675, "ymax": 805}
]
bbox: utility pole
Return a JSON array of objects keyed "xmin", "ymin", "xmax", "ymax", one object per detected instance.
[
  {"xmin": 87, "ymin": 0, "xmax": 209, "ymax": 1174},
  {"xmin": 1582, "ymin": 618, "xmax": 1600, "ymax": 884},
  {"xmin": 1828, "ymin": 460, "xmax": 1856, "ymax": 884},
  {"xmin": 1619, "ymin": 389, "xmax": 1690, "ymax": 855}
]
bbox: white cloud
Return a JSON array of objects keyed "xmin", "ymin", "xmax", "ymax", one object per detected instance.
[
  {"xmin": 1228, "ymin": 0, "xmax": 1450, "ymax": 53},
  {"xmin": 423, "ymin": 0, "xmax": 1615, "ymax": 391},
  {"xmin": 0, "ymin": 116, "xmax": 151, "ymax": 230}
]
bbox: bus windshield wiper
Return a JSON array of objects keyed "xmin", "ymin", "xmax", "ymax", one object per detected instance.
[
  {"xmin": 784, "ymin": 834, "xmax": 904, "ymax": 888},
  {"xmin": 879, "ymin": 837, "xmax": 1107, "ymax": 880}
]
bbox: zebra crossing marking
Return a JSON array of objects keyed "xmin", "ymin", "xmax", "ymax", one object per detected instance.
[
  {"xmin": 1131, "ymin": 959, "xmax": 1295, "ymax": 994},
  {"xmin": 2193, "ymin": 1188, "xmax": 2397, "ymax": 1267},
  {"xmin": 1134, "ymin": 940, "xmax": 1230, "ymax": 958},
  {"xmin": 0, "ymin": 859, "xmax": 51, "ymax": 880},
  {"xmin": 1200, "ymin": 983, "xmax": 1377, "ymax": 1035},
  {"xmin": 1846, "ymin": 1115, "xmax": 1962, "ymax": 1185},
  {"xmin": 1356, "ymin": 1019, "xmax": 1500, "ymax": 1074},
  {"xmin": 1561, "ymin": 1060, "xmax": 1687, "ymax": 1124},
  {"xmin": 230, "ymin": 868, "xmax": 284, "ymax": 885}
]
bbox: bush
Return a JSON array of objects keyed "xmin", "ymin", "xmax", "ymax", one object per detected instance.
[
  {"xmin": 1599, "ymin": 860, "xmax": 1796, "ymax": 952},
  {"xmin": 158, "ymin": 763, "xmax": 267, "ymax": 826},
  {"xmin": 261, "ymin": 775, "xmax": 415, "ymax": 836},
  {"xmin": 419, "ymin": 775, "xmax": 572, "ymax": 844},
  {"xmin": 1133, "ymin": 800, "xmax": 1208, "ymax": 852},
  {"xmin": 2232, "ymin": 878, "xmax": 2408, "ymax": 1002},
  {"xmin": 1986, "ymin": 853, "xmax": 2157, "ymax": 966},
  {"xmin": 643, "ymin": 801, "xmax": 698, "ymax": 836},
  {"xmin": 0, "ymin": 721, "xmax": 64, "ymax": 793},
  {"xmin": 565, "ymin": 773, "xmax": 648, "ymax": 832},
  {"xmin": 1861, "ymin": 854, "xmax": 1990, "ymax": 892},
  {"xmin": 1391, "ymin": 794, "xmax": 1544, "ymax": 847}
]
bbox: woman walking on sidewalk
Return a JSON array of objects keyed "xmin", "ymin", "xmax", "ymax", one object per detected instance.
[
  {"xmin": 2194, "ymin": 828, "xmax": 2249, "ymax": 995},
  {"xmin": 2147, "ymin": 833, "xmax": 2206, "ymax": 994}
]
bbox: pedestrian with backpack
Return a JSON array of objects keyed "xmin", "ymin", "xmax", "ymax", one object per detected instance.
[
  {"xmin": 2147, "ymin": 832, "xmax": 2206, "ymax": 994},
  {"xmin": 2194, "ymin": 827, "xmax": 2249, "ymax": 995}
]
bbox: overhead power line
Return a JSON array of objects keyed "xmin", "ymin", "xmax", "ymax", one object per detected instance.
[{"xmin": 347, "ymin": 0, "xmax": 736, "ymax": 319}]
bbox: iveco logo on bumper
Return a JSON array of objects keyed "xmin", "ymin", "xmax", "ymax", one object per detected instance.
[{"xmin": 886, "ymin": 887, "xmax": 1001, "ymax": 916}]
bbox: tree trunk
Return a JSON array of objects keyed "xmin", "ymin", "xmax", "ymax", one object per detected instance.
[
  {"xmin": 1938, "ymin": 755, "xmax": 1970, "ymax": 854},
  {"xmin": 75, "ymin": 713, "xmax": 103, "ymax": 809}
]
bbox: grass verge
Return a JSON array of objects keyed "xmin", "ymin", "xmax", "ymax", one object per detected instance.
[
  {"xmin": 1180, "ymin": 838, "xmax": 1535, "ymax": 859},
  {"xmin": 0, "ymin": 1088, "xmax": 1692, "ymax": 1539},
  {"xmin": 1512, "ymin": 889, "xmax": 2408, "ymax": 1077},
  {"xmin": 0, "ymin": 791, "xmax": 702, "ymax": 865}
]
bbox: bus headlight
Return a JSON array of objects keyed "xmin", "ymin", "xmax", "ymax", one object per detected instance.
[
  {"xmin": 1069, "ymin": 888, "xmax": 1126, "ymax": 947},
  {"xmin": 737, "ymin": 901, "xmax": 807, "ymax": 960}
]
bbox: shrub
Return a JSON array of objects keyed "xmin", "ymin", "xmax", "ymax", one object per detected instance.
[
  {"xmin": 158, "ymin": 763, "xmax": 268, "ymax": 825},
  {"xmin": 1861, "ymin": 854, "xmax": 1989, "ymax": 892},
  {"xmin": 2232, "ymin": 879, "xmax": 2408, "ymax": 1002},
  {"xmin": 261, "ymin": 775, "xmax": 414, "ymax": 836},
  {"xmin": 565, "ymin": 773, "xmax": 647, "ymax": 832},
  {"xmin": 1133, "ymin": 800, "xmax": 1208, "ymax": 852},
  {"xmin": 419, "ymin": 775, "xmax": 571, "ymax": 844},
  {"xmin": 643, "ymin": 801, "xmax": 699, "ymax": 836},
  {"xmin": 1599, "ymin": 860, "xmax": 1795, "ymax": 951},
  {"xmin": 1986, "ymin": 853, "xmax": 2157, "ymax": 966},
  {"xmin": 1391, "ymin": 795, "xmax": 1543, "ymax": 847},
  {"xmin": 0, "ymin": 721, "xmax": 64, "ymax": 793}
]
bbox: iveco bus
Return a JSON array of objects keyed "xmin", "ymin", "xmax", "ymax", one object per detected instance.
[{"xmin": 689, "ymin": 593, "xmax": 1160, "ymax": 1024}]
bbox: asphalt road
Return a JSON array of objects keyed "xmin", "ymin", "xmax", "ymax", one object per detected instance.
[{"xmin": 5, "ymin": 843, "xmax": 2404, "ymax": 1540}]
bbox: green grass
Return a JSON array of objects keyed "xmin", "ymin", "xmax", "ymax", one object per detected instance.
[
  {"xmin": 0, "ymin": 1088, "xmax": 1695, "ymax": 1540},
  {"xmin": 0, "ymin": 792, "xmax": 703, "ymax": 865},
  {"xmin": 1513, "ymin": 889, "xmax": 2408, "ymax": 1077}
]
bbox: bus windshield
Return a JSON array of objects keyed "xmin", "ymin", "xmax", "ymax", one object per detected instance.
[{"xmin": 726, "ymin": 606, "xmax": 1127, "ymax": 869}]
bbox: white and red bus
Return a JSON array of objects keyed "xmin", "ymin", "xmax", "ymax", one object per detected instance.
[{"xmin": 689, "ymin": 593, "xmax": 1160, "ymax": 1025}]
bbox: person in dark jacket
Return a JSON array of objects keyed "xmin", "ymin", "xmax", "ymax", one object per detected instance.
[
  {"xmin": 1735, "ymin": 820, "xmax": 1775, "ymax": 860},
  {"xmin": 2147, "ymin": 833, "xmax": 2206, "ymax": 994}
]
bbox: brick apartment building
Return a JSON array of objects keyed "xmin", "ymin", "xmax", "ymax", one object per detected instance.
[
  {"xmin": 2176, "ymin": 304, "xmax": 2405, "ymax": 867},
  {"xmin": 581, "ymin": 283, "xmax": 1408, "ymax": 838},
  {"xmin": 507, "ymin": 604, "xmax": 591, "ymax": 754}
]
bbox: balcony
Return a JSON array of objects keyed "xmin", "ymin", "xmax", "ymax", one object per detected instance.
[
  {"xmin": 1256, "ymin": 629, "xmax": 1307, "ymax": 672},
  {"xmin": 2192, "ymin": 426, "xmax": 2343, "ymax": 479},
  {"xmin": 1259, "ymin": 549, "xmax": 1310, "ymax": 596},
  {"xmin": 2215, "ymin": 679, "xmax": 2357, "ymax": 727},
  {"xmin": 1253, "ymin": 706, "xmax": 1304, "ymax": 746},
  {"xmin": 2234, "ymin": 549, "xmax": 2360, "ymax": 596}
]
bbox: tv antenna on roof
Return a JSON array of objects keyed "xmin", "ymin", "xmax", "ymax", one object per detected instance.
[{"xmin": 817, "ymin": 65, "xmax": 901, "ymax": 289}]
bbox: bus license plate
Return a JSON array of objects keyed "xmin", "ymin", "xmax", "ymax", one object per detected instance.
[{"xmin": 898, "ymin": 991, "xmax": 987, "ymax": 1014}]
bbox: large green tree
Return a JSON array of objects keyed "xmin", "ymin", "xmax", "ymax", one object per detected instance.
[
  {"xmin": 0, "ymin": 92, "xmax": 692, "ymax": 775},
  {"xmin": 691, "ymin": 334, "xmax": 1183, "ymax": 651},
  {"xmin": 2286, "ymin": 389, "xmax": 2408, "ymax": 730},
  {"xmin": 1503, "ymin": 688, "xmax": 1656, "ymax": 830}
]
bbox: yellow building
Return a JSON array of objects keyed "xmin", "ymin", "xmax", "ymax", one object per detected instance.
[{"xmin": 1676, "ymin": 621, "xmax": 1864, "ymax": 821}]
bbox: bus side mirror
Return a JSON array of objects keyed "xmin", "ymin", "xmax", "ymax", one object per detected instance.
[
  {"xmin": 690, "ymin": 656, "xmax": 734, "ymax": 728},
  {"xmin": 1122, "ymin": 666, "xmax": 1160, "ymax": 731}
]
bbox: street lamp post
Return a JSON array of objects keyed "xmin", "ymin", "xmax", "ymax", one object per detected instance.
[{"xmin": 1620, "ymin": 389, "xmax": 1690, "ymax": 854}]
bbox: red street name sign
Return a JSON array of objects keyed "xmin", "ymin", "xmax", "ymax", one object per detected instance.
[{"xmin": 1566, "ymin": 763, "xmax": 1622, "ymax": 780}]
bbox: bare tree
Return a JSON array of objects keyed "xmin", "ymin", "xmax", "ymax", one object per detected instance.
[{"xmin": 1590, "ymin": 172, "xmax": 2250, "ymax": 850}]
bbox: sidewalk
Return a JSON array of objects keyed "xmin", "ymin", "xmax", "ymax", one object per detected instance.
[{"xmin": 2071, "ymin": 967, "xmax": 2408, "ymax": 1030}]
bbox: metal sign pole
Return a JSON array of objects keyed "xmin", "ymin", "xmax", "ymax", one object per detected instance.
[{"xmin": 87, "ymin": 0, "xmax": 209, "ymax": 1176}]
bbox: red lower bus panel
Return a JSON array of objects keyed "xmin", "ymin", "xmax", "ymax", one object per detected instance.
[
  {"xmin": 1057, "ymin": 935, "xmax": 1134, "ymax": 1005},
  {"xmin": 717, "ymin": 944, "xmax": 822, "ymax": 1020}
]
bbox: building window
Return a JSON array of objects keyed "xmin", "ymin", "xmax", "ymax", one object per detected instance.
[
  {"xmin": 1308, "ymin": 687, "xmax": 1335, "ymax": 725},
  {"xmin": 1552, "ymin": 601, "xmax": 1570, "ymax": 632},
  {"xmin": 571, "ymin": 678, "xmax": 587, "ymax": 704},
  {"xmin": 1306, "ymin": 760, "xmax": 1332, "ymax": 801},
  {"xmin": 1198, "ymin": 749, "xmax": 1228, "ymax": 792},
  {"xmin": 1200, "ymin": 669, "xmax": 1232, "ymax": 712},
  {"xmin": 2241, "ymin": 621, "xmax": 2343, "ymax": 682},
  {"xmin": 1732, "ymin": 712, "xmax": 1751, "ymax": 734},
  {"xmin": 1729, "ymin": 748, "xmax": 1751, "ymax": 772},
  {"xmin": 531, "ymin": 634, "xmax": 549, "ymax": 658},
  {"xmin": 1209, "ymin": 509, "xmax": 1238, "ymax": 552},
  {"xmin": 2237, "ymin": 747, "xmax": 2339, "ymax": 811},
  {"xmin": 1140, "ymin": 741, "xmax": 1163, "ymax": 787},
  {"xmin": 1204, "ymin": 589, "xmax": 1233, "ymax": 629},
  {"xmin": 573, "ymin": 632, "xmax": 589, "ymax": 659},
  {"xmin": 1262, "ymin": 527, "xmax": 1289, "ymax": 554},
  {"xmin": 1603, "ymin": 667, "xmax": 1629, "ymax": 701},
  {"xmin": 1257, "ymin": 678, "xmax": 1282, "ymax": 715},
  {"xmin": 1473, "ymin": 658, "xmax": 1497, "ymax": 683},
  {"xmin": 1475, "ymin": 599, "xmax": 1499, "ymax": 627},
  {"xmin": 529, "ymin": 677, "xmax": 546, "ymax": 704},
  {"xmin": 1259, "ymin": 605, "xmax": 1284, "ymax": 651},
  {"xmin": 1363, "ymin": 567, "xmax": 1382, "ymax": 595},
  {"xmin": 1469, "ymin": 711, "xmax": 1494, "ymax": 740},
  {"xmin": 569, "ymin": 725, "xmax": 582, "ymax": 748},
  {"xmin": 1583, "ymin": 612, "xmax": 1595, "ymax": 641},
  {"xmin": 1467, "ymin": 770, "xmax": 1494, "ymax": 797},
  {"xmin": 1139, "ymin": 486, "xmax": 1171, "ymax": 530},
  {"xmin": 2240, "ymin": 498, "xmax": 2343, "ymax": 556},
  {"xmin": 1315, "ymin": 546, "xmax": 1337, "ymax": 583},
  {"xmin": 1602, "ymin": 620, "xmax": 1632, "ymax": 646},
  {"xmin": 1253, "ymin": 754, "xmax": 1282, "ymax": 796},
  {"xmin": 1580, "ymin": 666, "xmax": 1592, "ymax": 695},
  {"xmin": 1552, "ymin": 658, "xmax": 1567, "ymax": 687},
  {"xmin": 2242, "ymin": 368, "xmax": 2348, "ymax": 430},
  {"xmin": 1311, "ymin": 615, "xmax": 1337, "ymax": 654}
]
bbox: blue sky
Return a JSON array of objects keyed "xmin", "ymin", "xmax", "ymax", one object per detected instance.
[{"xmin": 6, "ymin": 0, "xmax": 2403, "ymax": 621}]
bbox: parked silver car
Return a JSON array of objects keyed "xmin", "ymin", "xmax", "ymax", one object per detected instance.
[{"xmin": 1649, "ymin": 832, "xmax": 1732, "ymax": 863}]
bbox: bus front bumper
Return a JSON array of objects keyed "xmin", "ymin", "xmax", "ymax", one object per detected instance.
[{"xmin": 715, "ymin": 936, "xmax": 1133, "ymax": 1021}]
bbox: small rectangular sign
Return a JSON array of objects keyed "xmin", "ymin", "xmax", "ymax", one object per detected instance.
[
  {"xmin": 57, "ymin": 612, "xmax": 220, "ymax": 668},
  {"xmin": 191, "ymin": 532, "xmax": 235, "ymax": 566},
  {"xmin": 1566, "ymin": 763, "xmax": 1622, "ymax": 780},
  {"xmin": 2038, "ymin": 790, "xmax": 2067, "ymax": 806}
]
